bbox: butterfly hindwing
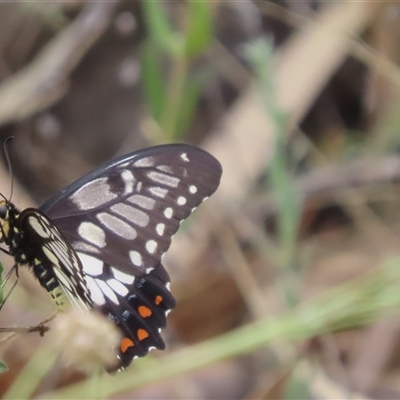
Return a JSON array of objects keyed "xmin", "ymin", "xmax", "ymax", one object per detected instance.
[{"xmin": 18, "ymin": 208, "xmax": 93, "ymax": 311}]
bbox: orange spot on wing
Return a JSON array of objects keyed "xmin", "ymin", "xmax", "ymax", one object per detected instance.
[
  {"xmin": 120, "ymin": 337, "xmax": 134, "ymax": 353},
  {"xmin": 155, "ymin": 295, "xmax": 163, "ymax": 305},
  {"xmin": 138, "ymin": 305, "xmax": 152, "ymax": 318},
  {"xmin": 137, "ymin": 328, "xmax": 149, "ymax": 341}
]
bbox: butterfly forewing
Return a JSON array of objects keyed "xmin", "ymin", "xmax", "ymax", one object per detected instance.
[
  {"xmin": 37, "ymin": 144, "xmax": 222, "ymax": 370},
  {"xmin": 41, "ymin": 145, "xmax": 221, "ymax": 270}
]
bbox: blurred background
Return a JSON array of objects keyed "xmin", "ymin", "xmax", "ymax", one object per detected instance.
[{"xmin": 1, "ymin": 1, "xmax": 400, "ymax": 399}]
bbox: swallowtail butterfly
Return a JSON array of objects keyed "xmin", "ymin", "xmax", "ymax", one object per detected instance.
[{"xmin": 0, "ymin": 144, "xmax": 222, "ymax": 371}]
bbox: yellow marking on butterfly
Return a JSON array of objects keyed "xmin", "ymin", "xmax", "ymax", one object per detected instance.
[
  {"xmin": 48, "ymin": 286, "xmax": 70, "ymax": 312},
  {"xmin": 0, "ymin": 201, "xmax": 10, "ymax": 236},
  {"xmin": 33, "ymin": 259, "xmax": 72, "ymax": 312}
]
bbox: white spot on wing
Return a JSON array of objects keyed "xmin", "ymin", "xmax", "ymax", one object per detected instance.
[
  {"xmin": 127, "ymin": 194, "xmax": 155, "ymax": 210},
  {"xmin": 111, "ymin": 268, "xmax": 135, "ymax": 284},
  {"xmin": 43, "ymin": 246, "xmax": 62, "ymax": 266},
  {"xmin": 156, "ymin": 165, "xmax": 173, "ymax": 173},
  {"xmin": 72, "ymin": 242, "xmax": 100, "ymax": 254},
  {"xmin": 107, "ymin": 278, "xmax": 129, "ymax": 296},
  {"xmin": 129, "ymin": 250, "xmax": 142, "ymax": 266},
  {"xmin": 70, "ymin": 178, "xmax": 117, "ymax": 210},
  {"xmin": 164, "ymin": 207, "xmax": 173, "ymax": 219},
  {"xmin": 96, "ymin": 279, "xmax": 119, "ymax": 305},
  {"xmin": 28, "ymin": 216, "xmax": 49, "ymax": 238},
  {"xmin": 110, "ymin": 203, "xmax": 149, "ymax": 227},
  {"xmin": 177, "ymin": 196, "xmax": 187, "ymax": 205},
  {"xmin": 134, "ymin": 156, "xmax": 154, "ymax": 167},
  {"xmin": 121, "ymin": 169, "xmax": 135, "ymax": 194},
  {"xmin": 85, "ymin": 276, "xmax": 106, "ymax": 306},
  {"xmin": 78, "ymin": 252, "xmax": 104, "ymax": 276},
  {"xmin": 97, "ymin": 212, "xmax": 137, "ymax": 240},
  {"xmin": 148, "ymin": 186, "xmax": 168, "ymax": 198},
  {"xmin": 181, "ymin": 152, "xmax": 189, "ymax": 162},
  {"xmin": 147, "ymin": 171, "xmax": 180, "ymax": 187},
  {"xmin": 156, "ymin": 223, "xmax": 165, "ymax": 236},
  {"xmin": 189, "ymin": 185, "xmax": 197, "ymax": 194},
  {"xmin": 146, "ymin": 240, "xmax": 157, "ymax": 254},
  {"xmin": 78, "ymin": 222, "xmax": 106, "ymax": 248}
]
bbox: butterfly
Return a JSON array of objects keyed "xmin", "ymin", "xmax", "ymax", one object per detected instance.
[{"xmin": 0, "ymin": 144, "xmax": 222, "ymax": 371}]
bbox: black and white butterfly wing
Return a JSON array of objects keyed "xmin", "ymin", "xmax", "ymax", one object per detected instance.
[
  {"xmin": 18, "ymin": 208, "xmax": 94, "ymax": 312},
  {"xmin": 39, "ymin": 144, "xmax": 222, "ymax": 369}
]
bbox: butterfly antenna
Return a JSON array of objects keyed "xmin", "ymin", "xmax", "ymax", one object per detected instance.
[{"xmin": 3, "ymin": 137, "xmax": 14, "ymax": 202}]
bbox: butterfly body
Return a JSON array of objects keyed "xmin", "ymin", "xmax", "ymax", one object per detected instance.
[{"xmin": 0, "ymin": 144, "xmax": 222, "ymax": 371}]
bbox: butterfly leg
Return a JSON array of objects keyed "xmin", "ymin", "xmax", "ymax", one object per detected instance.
[
  {"xmin": 0, "ymin": 246, "xmax": 11, "ymax": 256},
  {"xmin": 0, "ymin": 263, "xmax": 19, "ymax": 311}
]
